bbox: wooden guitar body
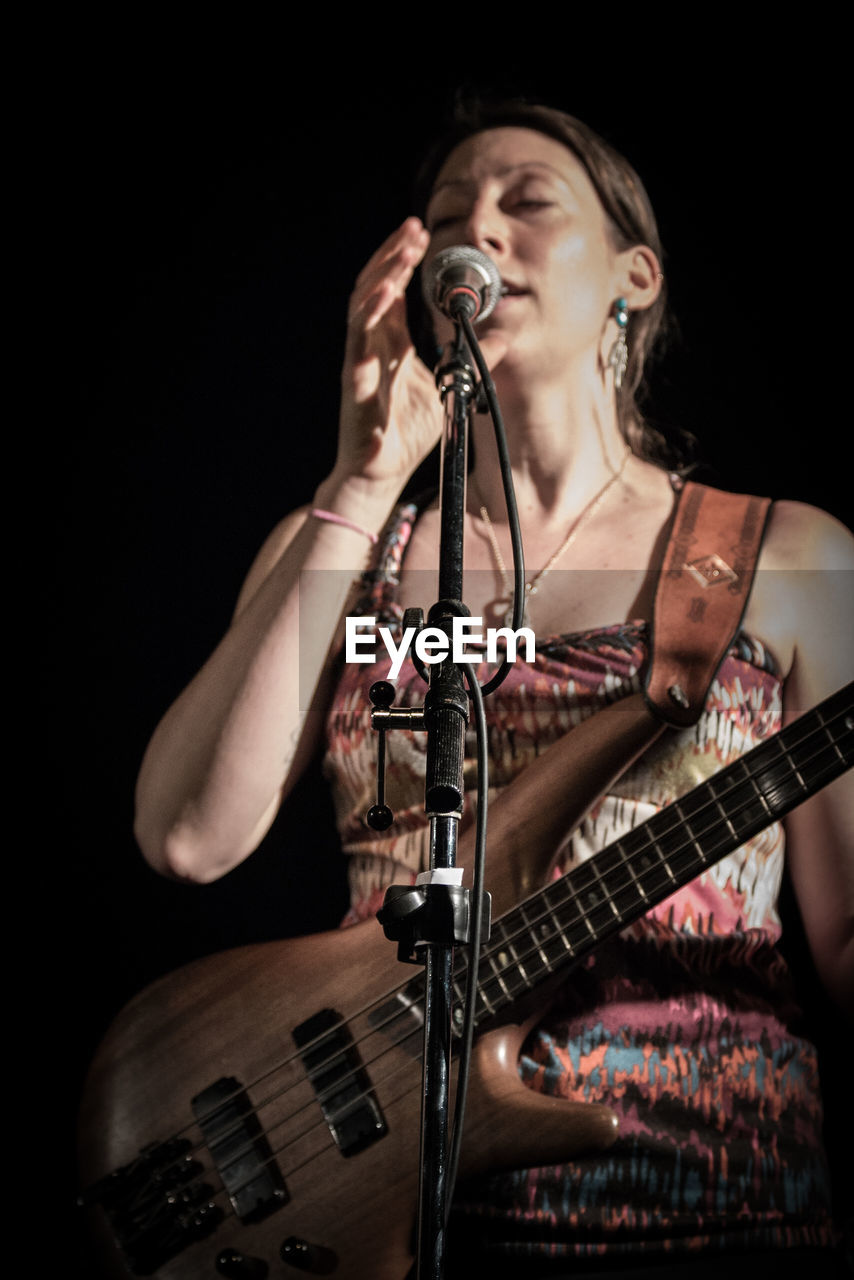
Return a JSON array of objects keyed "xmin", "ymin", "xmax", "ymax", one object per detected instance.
[
  {"xmin": 78, "ymin": 921, "xmax": 618, "ymax": 1279},
  {"xmin": 77, "ymin": 686, "xmax": 853, "ymax": 1279}
]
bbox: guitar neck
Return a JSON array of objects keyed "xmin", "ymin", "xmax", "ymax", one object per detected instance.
[{"xmin": 462, "ymin": 682, "xmax": 854, "ymax": 1026}]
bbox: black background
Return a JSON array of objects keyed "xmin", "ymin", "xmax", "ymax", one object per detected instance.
[{"xmin": 59, "ymin": 47, "xmax": 850, "ymax": 1276}]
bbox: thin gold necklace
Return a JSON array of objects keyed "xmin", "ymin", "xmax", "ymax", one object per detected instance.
[{"xmin": 477, "ymin": 450, "xmax": 631, "ymax": 627}]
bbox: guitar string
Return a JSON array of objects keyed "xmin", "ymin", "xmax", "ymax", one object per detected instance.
[
  {"xmin": 151, "ymin": 710, "xmax": 852, "ymax": 1219},
  {"xmin": 142, "ymin": 738, "xmax": 853, "ymax": 1240},
  {"xmin": 205, "ymin": 696, "xmax": 850, "ymax": 1133},
  {"xmin": 113, "ymin": 706, "xmax": 851, "ymax": 1232},
  {"xmin": 170, "ymin": 729, "xmax": 853, "ymax": 1234},
  {"xmin": 126, "ymin": 705, "xmax": 851, "ymax": 1222},
  {"xmin": 224, "ymin": 697, "xmax": 854, "ymax": 1121}
]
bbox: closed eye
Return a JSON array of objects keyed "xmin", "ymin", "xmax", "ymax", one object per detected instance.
[{"xmin": 428, "ymin": 202, "xmax": 551, "ymax": 231}]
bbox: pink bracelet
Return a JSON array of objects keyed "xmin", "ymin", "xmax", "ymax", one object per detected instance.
[{"xmin": 310, "ymin": 508, "xmax": 379, "ymax": 545}]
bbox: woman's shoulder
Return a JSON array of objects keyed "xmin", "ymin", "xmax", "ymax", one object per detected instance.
[
  {"xmin": 740, "ymin": 498, "xmax": 854, "ymax": 681},
  {"xmin": 760, "ymin": 498, "xmax": 854, "ymax": 572},
  {"xmin": 680, "ymin": 477, "xmax": 852, "ymax": 571}
]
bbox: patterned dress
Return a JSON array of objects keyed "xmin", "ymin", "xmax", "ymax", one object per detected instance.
[{"xmin": 323, "ymin": 501, "xmax": 834, "ymax": 1265}]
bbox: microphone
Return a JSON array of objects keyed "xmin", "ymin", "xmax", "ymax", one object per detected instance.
[{"xmin": 422, "ymin": 245, "xmax": 502, "ymax": 323}]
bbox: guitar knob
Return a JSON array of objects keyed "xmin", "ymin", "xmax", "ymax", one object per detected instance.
[
  {"xmin": 215, "ymin": 1248, "xmax": 269, "ymax": 1277},
  {"xmin": 280, "ymin": 1236, "xmax": 338, "ymax": 1274}
]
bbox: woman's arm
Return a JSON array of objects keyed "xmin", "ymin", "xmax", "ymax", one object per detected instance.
[
  {"xmin": 134, "ymin": 218, "xmax": 443, "ymax": 883},
  {"xmin": 751, "ymin": 501, "xmax": 854, "ymax": 1015}
]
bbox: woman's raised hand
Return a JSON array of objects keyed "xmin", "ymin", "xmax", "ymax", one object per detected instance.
[{"xmin": 335, "ymin": 217, "xmax": 444, "ymax": 490}]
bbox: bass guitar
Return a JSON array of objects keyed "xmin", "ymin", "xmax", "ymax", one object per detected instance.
[{"xmin": 77, "ymin": 683, "xmax": 853, "ymax": 1280}]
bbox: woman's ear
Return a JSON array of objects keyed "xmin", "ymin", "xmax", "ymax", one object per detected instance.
[{"xmin": 616, "ymin": 244, "xmax": 662, "ymax": 312}]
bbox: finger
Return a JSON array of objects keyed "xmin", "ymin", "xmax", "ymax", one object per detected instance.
[
  {"xmin": 344, "ymin": 288, "xmax": 410, "ymax": 372},
  {"xmin": 348, "ymin": 219, "xmax": 429, "ymax": 323},
  {"xmin": 348, "ymin": 246, "xmax": 423, "ymax": 330},
  {"xmin": 353, "ymin": 216, "xmax": 429, "ymax": 291}
]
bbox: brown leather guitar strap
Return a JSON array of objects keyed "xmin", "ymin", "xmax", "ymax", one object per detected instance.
[{"xmin": 644, "ymin": 481, "xmax": 772, "ymax": 728}]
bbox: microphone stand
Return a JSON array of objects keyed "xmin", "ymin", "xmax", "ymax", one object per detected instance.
[
  {"xmin": 414, "ymin": 321, "xmax": 473, "ymax": 1280},
  {"xmin": 371, "ymin": 317, "xmax": 482, "ymax": 1280}
]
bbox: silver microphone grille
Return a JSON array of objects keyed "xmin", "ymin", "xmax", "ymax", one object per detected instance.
[{"xmin": 422, "ymin": 245, "xmax": 503, "ymax": 323}]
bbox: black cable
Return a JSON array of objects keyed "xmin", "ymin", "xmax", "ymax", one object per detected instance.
[
  {"xmin": 400, "ymin": 311, "xmax": 524, "ymax": 1224},
  {"xmin": 445, "ymin": 657, "xmax": 489, "ymax": 1212},
  {"xmin": 459, "ymin": 313, "xmax": 527, "ymax": 696}
]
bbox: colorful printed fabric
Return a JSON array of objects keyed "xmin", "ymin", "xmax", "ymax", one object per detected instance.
[{"xmin": 322, "ymin": 501, "xmax": 834, "ymax": 1261}]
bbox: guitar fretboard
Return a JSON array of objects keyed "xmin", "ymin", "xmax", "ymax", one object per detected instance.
[{"xmin": 450, "ymin": 682, "xmax": 853, "ymax": 1027}]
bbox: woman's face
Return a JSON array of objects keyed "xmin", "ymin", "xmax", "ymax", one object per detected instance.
[{"xmin": 424, "ymin": 127, "xmax": 625, "ymax": 379}]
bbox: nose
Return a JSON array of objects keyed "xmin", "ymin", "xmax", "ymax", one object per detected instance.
[{"xmin": 461, "ymin": 194, "xmax": 508, "ymax": 258}]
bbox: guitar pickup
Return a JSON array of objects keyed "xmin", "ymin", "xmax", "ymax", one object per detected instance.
[
  {"xmin": 293, "ymin": 1008, "xmax": 387, "ymax": 1157},
  {"xmin": 192, "ymin": 1077, "xmax": 288, "ymax": 1223}
]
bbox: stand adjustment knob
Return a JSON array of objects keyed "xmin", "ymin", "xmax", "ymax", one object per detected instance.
[
  {"xmin": 366, "ymin": 802, "xmax": 394, "ymax": 831},
  {"xmin": 363, "ymin": 686, "xmax": 396, "ymax": 834},
  {"xmin": 366, "ymin": 681, "xmax": 395, "ymax": 831},
  {"xmin": 370, "ymin": 680, "xmax": 396, "ymax": 709},
  {"xmin": 365, "ymin": 669, "xmax": 427, "ymax": 832}
]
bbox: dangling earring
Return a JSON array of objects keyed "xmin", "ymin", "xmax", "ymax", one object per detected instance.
[{"xmin": 608, "ymin": 297, "xmax": 629, "ymax": 390}]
